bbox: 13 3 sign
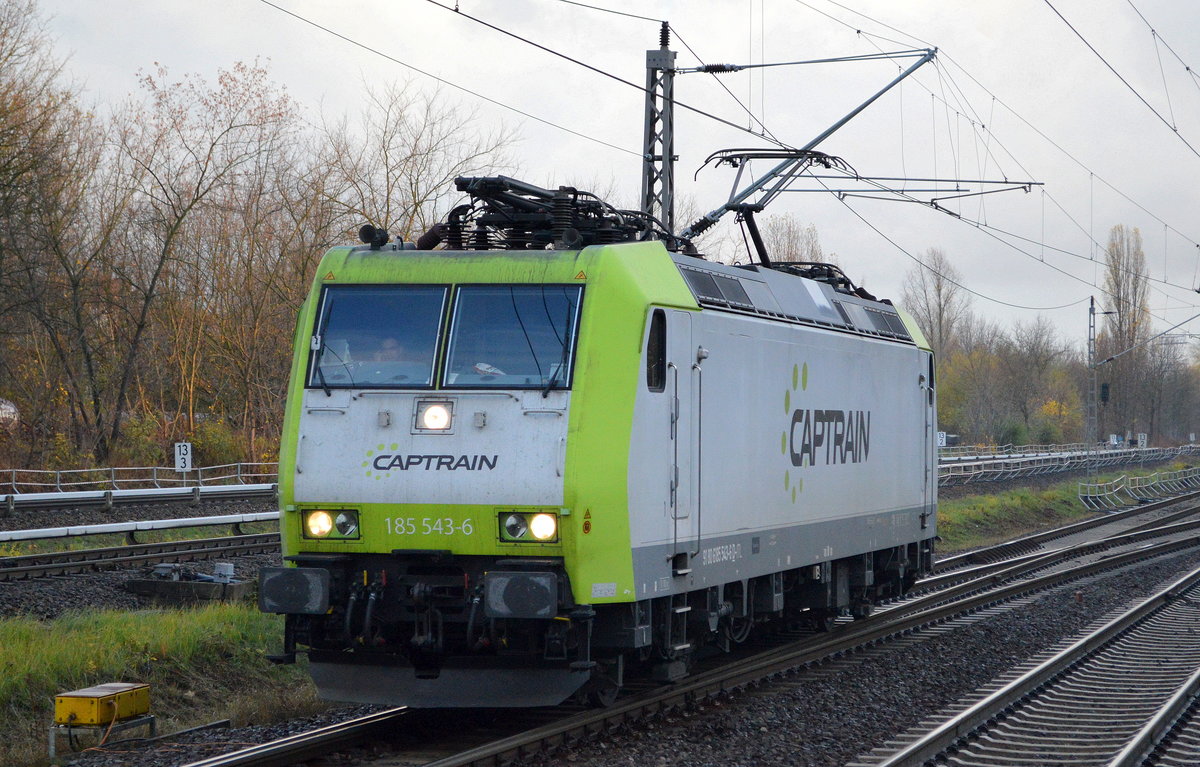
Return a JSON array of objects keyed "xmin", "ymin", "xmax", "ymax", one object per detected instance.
[{"xmin": 174, "ymin": 442, "xmax": 193, "ymax": 472}]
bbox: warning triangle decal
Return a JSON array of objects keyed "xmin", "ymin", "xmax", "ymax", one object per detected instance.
[
  {"xmin": 324, "ymin": 271, "xmax": 336, "ymax": 280},
  {"xmin": 574, "ymin": 271, "xmax": 586, "ymax": 280}
]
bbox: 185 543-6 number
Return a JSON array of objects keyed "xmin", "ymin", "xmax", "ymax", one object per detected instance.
[{"xmin": 384, "ymin": 517, "xmax": 474, "ymax": 536}]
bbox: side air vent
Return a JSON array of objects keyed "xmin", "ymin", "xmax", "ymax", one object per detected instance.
[
  {"xmin": 682, "ymin": 269, "xmax": 723, "ymax": 302},
  {"xmin": 681, "ymin": 267, "xmax": 754, "ymax": 308},
  {"xmin": 864, "ymin": 308, "xmax": 910, "ymax": 339},
  {"xmin": 833, "ymin": 302, "xmax": 854, "ymax": 327}
]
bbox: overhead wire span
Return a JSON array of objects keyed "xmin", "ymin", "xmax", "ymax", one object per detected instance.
[
  {"xmin": 805, "ymin": 163, "xmax": 1193, "ymax": 322},
  {"xmin": 670, "ymin": 27, "xmax": 783, "ymax": 145},
  {"xmin": 786, "ymin": 0, "xmax": 1200, "ymax": 315},
  {"xmin": 791, "ymin": 0, "xmax": 1200, "ymax": 251},
  {"xmin": 1041, "ymin": 0, "xmax": 1200, "ymax": 160},
  {"xmin": 552, "ymin": 0, "xmax": 663, "ymax": 24},
  {"xmin": 545, "ymin": 2, "xmax": 785, "ymax": 146},
  {"xmin": 805, "ymin": 175, "xmax": 1090, "ymax": 311},
  {"xmin": 1125, "ymin": 0, "xmax": 1200, "ymax": 98},
  {"xmin": 423, "ymin": 0, "xmax": 795, "ymax": 148},
  {"xmin": 254, "ymin": 0, "xmax": 638, "ymax": 157}
]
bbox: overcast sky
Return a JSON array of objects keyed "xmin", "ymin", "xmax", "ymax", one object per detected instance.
[{"xmin": 36, "ymin": 0, "xmax": 1200, "ymax": 348}]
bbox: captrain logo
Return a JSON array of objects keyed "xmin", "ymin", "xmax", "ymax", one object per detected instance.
[
  {"xmin": 782, "ymin": 362, "xmax": 872, "ymax": 503},
  {"xmin": 361, "ymin": 443, "xmax": 498, "ymax": 480}
]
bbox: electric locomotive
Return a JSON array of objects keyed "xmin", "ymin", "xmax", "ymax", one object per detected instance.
[{"xmin": 259, "ymin": 176, "xmax": 937, "ymax": 707}]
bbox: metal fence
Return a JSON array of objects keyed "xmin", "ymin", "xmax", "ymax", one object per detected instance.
[
  {"xmin": 939, "ymin": 445, "xmax": 1200, "ymax": 487},
  {"xmin": 0, "ymin": 462, "xmax": 277, "ymax": 494},
  {"xmin": 1079, "ymin": 467, "xmax": 1200, "ymax": 510}
]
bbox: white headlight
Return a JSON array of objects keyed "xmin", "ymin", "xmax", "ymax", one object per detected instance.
[
  {"xmin": 504, "ymin": 514, "xmax": 528, "ymax": 539},
  {"xmin": 529, "ymin": 513, "xmax": 557, "ymax": 541},
  {"xmin": 420, "ymin": 403, "xmax": 452, "ymax": 430},
  {"xmin": 305, "ymin": 510, "xmax": 333, "ymax": 537},
  {"xmin": 334, "ymin": 511, "xmax": 358, "ymax": 536}
]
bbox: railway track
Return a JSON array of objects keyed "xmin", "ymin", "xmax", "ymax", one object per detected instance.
[
  {"xmin": 175, "ymin": 525, "xmax": 1200, "ymax": 767},
  {"xmin": 849, "ymin": 562, "xmax": 1200, "ymax": 767},
  {"xmin": 0, "ymin": 534, "xmax": 279, "ymax": 580},
  {"xmin": 934, "ymin": 488, "xmax": 1200, "ymax": 571}
]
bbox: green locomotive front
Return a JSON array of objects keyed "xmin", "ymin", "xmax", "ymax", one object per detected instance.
[{"xmin": 259, "ymin": 178, "xmax": 936, "ymax": 707}]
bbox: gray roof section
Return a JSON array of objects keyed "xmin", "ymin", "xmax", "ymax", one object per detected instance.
[{"xmin": 669, "ymin": 255, "xmax": 913, "ymax": 343}]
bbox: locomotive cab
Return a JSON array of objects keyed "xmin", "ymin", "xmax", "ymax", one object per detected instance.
[{"xmin": 260, "ymin": 177, "xmax": 937, "ymax": 708}]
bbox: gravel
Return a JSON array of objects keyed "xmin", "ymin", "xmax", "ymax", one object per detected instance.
[
  {"xmin": 0, "ymin": 552, "xmax": 281, "ymax": 620},
  {"xmin": 49, "ymin": 549, "xmax": 1200, "ymax": 767},
  {"xmin": 536, "ymin": 550, "xmax": 1200, "ymax": 767},
  {"xmin": 13, "ymin": 497, "xmax": 1200, "ymax": 766},
  {"xmin": 0, "ymin": 498, "xmax": 280, "ymax": 620}
]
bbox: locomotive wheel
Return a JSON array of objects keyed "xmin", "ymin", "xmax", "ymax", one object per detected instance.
[
  {"xmin": 850, "ymin": 601, "xmax": 874, "ymax": 620},
  {"xmin": 808, "ymin": 609, "xmax": 837, "ymax": 632},
  {"xmin": 584, "ymin": 674, "xmax": 621, "ymax": 708}
]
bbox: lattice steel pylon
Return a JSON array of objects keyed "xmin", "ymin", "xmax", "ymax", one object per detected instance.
[
  {"xmin": 641, "ymin": 22, "xmax": 676, "ymax": 237},
  {"xmin": 1087, "ymin": 296, "xmax": 1098, "ymax": 476}
]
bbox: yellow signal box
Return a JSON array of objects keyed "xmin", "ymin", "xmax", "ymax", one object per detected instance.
[{"xmin": 54, "ymin": 682, "xmax": 150, "ymax": 726}]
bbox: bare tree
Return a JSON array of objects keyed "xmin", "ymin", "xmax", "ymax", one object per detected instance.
[
  {"xmin": 760, "ymin": 213, "xmax": 829, "ymax": 263},
  {"xmin": 320, "ymin": 80, "xmax": 514, "ymax": 242},
  {"xmin": 996, "ymin": 316, "xmax": 1067, "ymax": 432},
  {"xmin": 1098, "ymin": 224, "xmax": 1151, "ymax": 440},
  {"xmin": 900, "ymin": 247, "xmax": 971, "ymax": 356},
  {"xmin": 0, "ymin": 0, "xmax": 74, "ymax": 320}
]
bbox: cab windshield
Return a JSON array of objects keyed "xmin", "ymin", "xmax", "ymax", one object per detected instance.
[
  {"xmin": 308, "ymin": 285, "xmax": 447, "ymax": 389},
  {"xmin": 444, "ymin": 285, "xmax": 583, "ymax": 389}
]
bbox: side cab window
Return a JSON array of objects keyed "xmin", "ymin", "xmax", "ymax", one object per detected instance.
[{"xmin": 647, "ymin": 309, "xmax": 666, "ymax": 392}]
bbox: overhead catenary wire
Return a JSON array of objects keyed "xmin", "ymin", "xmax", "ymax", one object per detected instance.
[
  {"xmin": 423, "ymin": 0, "xmax": 798, "ymax": 149},
  {"xmin": 1125, "ymin": 0, "xmax": 1200, "ymax": 99},
  {"xmin": 787, "ymin": 0, "xmax": 1200, "ymax": 319},
  {"xmin": 1041, "ymin": 0, "xmax": 1200, "ymax": 161},
  {"xmin": 804, "ymin": 175, "xmax": 1091, "ymax": 312},
  {"xmin": 792, "ymin": 0, "xmax": 1200, "ymax": 252},
  {"xmin": 254, "ymin": 0, "xmax": 639, "ymax": 157},
  {"xmin": 548, "ymin": 0, "xmax": 787, "ymax": 149}
]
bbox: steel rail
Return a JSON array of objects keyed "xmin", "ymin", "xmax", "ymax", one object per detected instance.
[
  {"xmin": 180, "ymin": 535, "xmax": 1200, "ymax": 767},
  {"xmin": 0, "ymin": 534, "xmax": 279, "ymax": 580},
  {"xmin": 934, "ymin": 489, "xmax": 1200, "ymax": 571},
  {"xmin": 3, "ymin": 483, "xmax": 276, "ymax": 513},
  {"xmin": 419, "ymin": 536, "xmax": 1200, "ymax": 767},
  {"xmin": 0, "ymin": 511, "xmax": 280, "ymax": 542},
  {"xmin": 919, "ymin": 512, "xmax": 1200, "ymax": 593},
  {"xmin": 862, "ymin": 563, "xmax": 1200, "ymax": 767},
  {"xmin": 179, "ymin": 708, "xmax": 410, "ymax": 767}
]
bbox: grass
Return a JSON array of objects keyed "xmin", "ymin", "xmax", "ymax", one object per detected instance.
[
  {"xmin": 935, "ymin": 460, "xmax": 1200, "ymax": 552},
  {"xmin": 936, "ymin": 485, "xmax": 1094, "ymax": 551},
  {"xmin": 0, "ymin": 604, "xmax": 324, "ymax": 767}
]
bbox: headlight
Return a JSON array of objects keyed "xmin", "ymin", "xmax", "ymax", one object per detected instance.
[
  {"xmin": 415, "ymin": 400, "xmax": 454, "ymax": 432},
  {"xmin": 302, "ymin": 509, "xmax": 360, "ymax": 539},
  {"xmin": 504, "ymin": 514, "xmax": 528, "ymax": 539},
  {"xmin": 305, "ymin": 510, "xmax": 333, "ymax": 538},
  {"xmin": 334, "ymin": 511, "xmax": 359, "ymax": 536},
  {"xmin": 529, "ymin": 513, "xmax": 558, "ymax": 541}
]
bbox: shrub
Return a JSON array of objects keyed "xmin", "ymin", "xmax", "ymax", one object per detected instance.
[
  {"xmin": 189, "ymin": 418, "xmax": 242, "ymax": 466},
  {"xmin": 112, "ymin": 412, "xmax": 166, "ymax": 467}
]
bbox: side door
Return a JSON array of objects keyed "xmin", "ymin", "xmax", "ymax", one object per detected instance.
[
  {"xmin": 667, "ymin": 310, "xmax": 696, "ymax": 565},
  {"xmin": 920, "ymin": 350, "xmax": 936, "ymax": 517}
]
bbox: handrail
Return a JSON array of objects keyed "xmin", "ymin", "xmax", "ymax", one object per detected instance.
[
  {"xmin": 0, "ymin": 462, "xmax": 277, "ymax": 494},
  {"xmin": 2, "ymin": 483, "xmax": 276, "ymax": 513},
  {"xmin": 0, "ymin": 511, "xmax": 280, "ymax": 542}
]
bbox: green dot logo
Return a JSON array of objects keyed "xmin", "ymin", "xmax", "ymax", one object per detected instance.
[{"xmin": 784, "ymin": 360, "xmax": 809, "ymax": 504}]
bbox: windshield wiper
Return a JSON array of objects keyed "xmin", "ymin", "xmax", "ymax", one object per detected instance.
[
  {"xmin": 314, "ymin": 357, "xmax": 332, "ymax": 397},
  {"xmin": 542, "ymin": 304, "xmax": 574, "ymax": 398}
]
